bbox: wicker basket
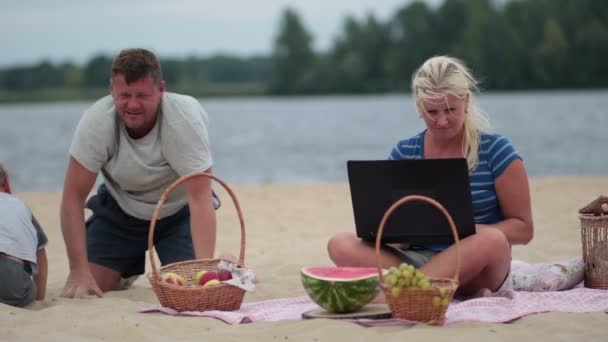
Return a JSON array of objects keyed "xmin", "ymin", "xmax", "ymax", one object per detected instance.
[
  {"xmin": 146, "ymin": 172, "xmax": 247, "ymax": 312},
  {"xmin": 375, "ymin": 195, "xmax": 461, "ymax": 326},
  {"xmin": 580, "ymin": 214, "xmax": 608, "ymax": 289}
]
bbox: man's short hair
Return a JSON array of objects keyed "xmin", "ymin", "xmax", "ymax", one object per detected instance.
[
  {"xmin": 111, "ymin": 48, "xmax": 163, "ymax": 85},
  {"xmin": 0, "ymin": 162, "xmax": 7, "ymax": 186}
]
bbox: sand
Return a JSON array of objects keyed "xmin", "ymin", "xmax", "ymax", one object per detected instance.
[{"xmin": 1, "ymin": 176, "xmax": 607, "ymax": 341}]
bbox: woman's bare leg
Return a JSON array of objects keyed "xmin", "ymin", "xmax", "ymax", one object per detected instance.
[
  {"xmin": 327, "ymin": 232, "xmax": 402, "ymax": 268},
  {"xmin": 420, "ymin": 228, "xmax": 511, "ymax": 296},
  {"xmin": 328, "ymin": 232, "xmax": 405, "ymax": 303},
  {"xmin": 328, "ymin": 229, "xmax": 511, "ymax": 299}
]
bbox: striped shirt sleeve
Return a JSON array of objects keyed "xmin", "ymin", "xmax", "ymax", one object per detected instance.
[
  {"xmin": 389, "ymin": 144, "xmax": 403, "ymax": 160},
  {"xmin": 388, "ymin": 134, "xmax": 424, "ymax": 160},
  {"xmin": 485, "ymin": 134, "xmax": 521, "ymax": 178}
]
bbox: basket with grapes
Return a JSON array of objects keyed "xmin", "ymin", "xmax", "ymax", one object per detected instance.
[{"xmin": 374, "ymin": 195, "xmax": 461, "ymax": 326}]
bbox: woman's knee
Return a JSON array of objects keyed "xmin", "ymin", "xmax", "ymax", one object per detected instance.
[
  {"xmin": 327, "ymin": 232, "xmax": 357, "ymax": 265},
  {"xmin": 477, "ymin": 228, "xmax": 511, "ymax": 257}
]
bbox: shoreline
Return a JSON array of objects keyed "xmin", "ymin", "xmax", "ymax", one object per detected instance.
[{"xmin": 14, "ymin": 174, "xmax": 608, "ymax": 194}]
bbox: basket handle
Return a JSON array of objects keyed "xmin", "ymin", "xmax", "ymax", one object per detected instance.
[
  {"xmin": 148, "ymin": 172, "xmax": 246, "ymax": 280},
  {"xmin": 375, "ymin": 195, "xmax": 461, "ymax": 285}
]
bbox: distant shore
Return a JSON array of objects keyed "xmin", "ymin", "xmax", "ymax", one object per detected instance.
[
  {"xmin": 2, "ymin": 86, "xmax": 607, "ymax": 104},
  {"xmin": 0, "ymin": 82, "xmax": 267, "ymax": 103}
]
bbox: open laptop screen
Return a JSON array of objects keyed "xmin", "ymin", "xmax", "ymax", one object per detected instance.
[{"xmin": 347, "ymin": 159, "xmax": 476, "ymax": 245}]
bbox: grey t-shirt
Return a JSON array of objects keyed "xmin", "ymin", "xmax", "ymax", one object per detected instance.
[
  {"xmin": 0, "ymin": 193, "xmax": 48, "ymax": 273},
  {"xmin": 69, "ymin": 92, "xmax": 213, "ymax": 220}
]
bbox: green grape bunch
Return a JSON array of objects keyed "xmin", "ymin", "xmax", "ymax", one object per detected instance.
[
  {"xmin": 432, "ymin": 287, "xmax": 450, "ymax": 307},
  {"xmin": 384, "ymin": 263, "xmax": 449, "ymax": 307}
]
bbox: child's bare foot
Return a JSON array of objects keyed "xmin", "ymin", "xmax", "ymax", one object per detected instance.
[
  {"xmin": 115, "ymin": 275, "xmax": 139, "ymax": 291},
  {"xmin": 473, "ymin": 287, "xmax": 492, "ymax": 298}
]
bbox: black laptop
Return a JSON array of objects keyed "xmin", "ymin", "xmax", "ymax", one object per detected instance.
[{"xmin": 347, "ymin": 158, "xmax": 476, "ymax": 245}]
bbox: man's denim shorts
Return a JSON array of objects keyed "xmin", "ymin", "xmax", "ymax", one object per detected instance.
[{"xmin": 85, "ymin": 184, "xmax": 194, "ymax": 277}]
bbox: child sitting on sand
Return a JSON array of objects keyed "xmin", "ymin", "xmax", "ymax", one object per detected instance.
[{"xmin": 0, "ymin": 162, "xmax": 48, "ymax": 306}]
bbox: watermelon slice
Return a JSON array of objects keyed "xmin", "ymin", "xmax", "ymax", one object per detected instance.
[{"xmin": 301, "ymin": 267, "xmax": 381, "ymax": 313}]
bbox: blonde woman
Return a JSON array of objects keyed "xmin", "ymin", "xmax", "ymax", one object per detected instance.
[{"xmin": 327, "ymin": 56, "xmax": 533, "ymax": 297}]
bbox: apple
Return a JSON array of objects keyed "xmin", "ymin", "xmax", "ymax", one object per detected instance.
[
  {"xmin": 203, "ymin": 279, "xmax": 221, "ymax": 287},
  {"xmin": 161, "ymin": 272, "xmax": 186, "ymax": 286},
  {"xmin": 195, "ymin": 270, "xmax": 219, "ymax": 286},
  {"xmin": 217, "ymin": 269, "xmax": 233, "ymax": 281},
  {"xmin": 194, "ymin": 270, "xmax": 208, "ymax": 284}
]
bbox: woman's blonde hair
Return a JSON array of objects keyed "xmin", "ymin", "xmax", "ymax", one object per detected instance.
[{"xmin": 411, "ymin": 56, "xmax": 491, "ymax": 171}]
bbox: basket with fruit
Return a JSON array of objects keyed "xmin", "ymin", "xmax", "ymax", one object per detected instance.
[
  {"xmin": 579, "ymin": 195, "xmax": 608, "ymax": 289},
  {"xmin": 375, "ymin": 195, "xmax": 461, "ymax": 325},
  {"xmin": 146, "ymin": 172, "xmax": 249, "ymax": 312}
]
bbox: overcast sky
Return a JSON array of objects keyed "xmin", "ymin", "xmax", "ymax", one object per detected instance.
[{"xmin": 0, "ymin": 0, "xmax": 443, "ymax": 67}]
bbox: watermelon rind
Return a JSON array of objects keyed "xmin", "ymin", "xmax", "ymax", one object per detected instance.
[{"xmin": 301, "ymin": 267, "xmax": 382, "ymax": 313}]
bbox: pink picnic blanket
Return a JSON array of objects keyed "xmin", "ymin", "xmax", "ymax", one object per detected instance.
[{"xmin": 138, "ymin": 287, "xmax": 608, "ymax": 325}]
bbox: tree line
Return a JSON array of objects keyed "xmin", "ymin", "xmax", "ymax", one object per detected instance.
[{"xmin": 1, "ymin": 0, "xmax": 606, "ymax": 101}]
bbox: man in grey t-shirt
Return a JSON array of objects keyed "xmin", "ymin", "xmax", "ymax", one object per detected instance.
[{"xmin": 60, "ymin": 48, "xmax": 218, "ymax": 298}]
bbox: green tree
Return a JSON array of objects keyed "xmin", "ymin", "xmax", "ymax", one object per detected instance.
[
  {"xmin": 329, "ymin": 13, "xmax": 391, "ymax": 92},
  {"xmin": 572, "ymin": 19, "xmax": 608, "ymax": 87},
  {"xmin": 59, "ymin": 62, "xmax": 83, "ymax": 88},
  {"xmin": 83, "ymin": 54, "xmax": 112, "ymax": 88},
  {"xmin": 0, "ymin": 60, "xmax": 65, "ymax": 90},
  {"xmin": 181, "ymin": 56, "xmax": 208, "ymax": 85},
  {"xmin": 205, "ymin": 55, "xmax": 271, "ymax": 83},
  {"xmin": 0, "ymin": 66, "xmax": 32, "ymax": 90},
  {"xmin": 161, "ymin": 58, "xmax": 182, "ymax": 85},
  {"xmin": 387, "ymin": 1, "xmax": 439, "ymax": 89},
  {"xmin": 32, "ymin": 60, "xmax": 65, "ymax": 88},
  {"xmin": 549, "ymin": 0, "xmax": 608, "ymax": 87},
  {"xmin": 434, "ymin": 0, "xmax": 469, "ymax": 53},
  {"xmin": 531, "ymin": 17, "xmax": 569, "ymax": 87},
  {"xmin": 477, "ymin": 17, "xmax": 525, "ymax": 89},
  {"xmin": 504, "ymin": 0, "xmax": 549, "ymax": 87},
  {"xmin": 269, "ymin": 8, "xmax": 316, "ymax": 94}
]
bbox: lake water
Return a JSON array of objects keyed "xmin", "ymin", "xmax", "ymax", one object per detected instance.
[{"xmin": 1, "ymin": 90, "xmax": 607, "ymax": 191}]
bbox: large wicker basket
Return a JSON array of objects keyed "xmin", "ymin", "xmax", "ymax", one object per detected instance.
[
  {"xmin": 375, "ymin": 195, "xmax": 461, "ymax": 326},
  {"xmin": 580, "ymin": 196, "xmax": 608, "ymax": 289},
  {"xmin": 147, "ymin": 172, "xmax": 247, "ymax": 312}
]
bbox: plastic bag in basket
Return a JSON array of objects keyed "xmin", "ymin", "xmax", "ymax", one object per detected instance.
[{"xmin": 218, "ymin": 260, "xmax": 256, "ymax": 291}]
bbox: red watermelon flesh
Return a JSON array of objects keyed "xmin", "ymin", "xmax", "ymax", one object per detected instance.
[{"xmin": 301, "ymin": 267, "xmax": 379, "ymax": 280}]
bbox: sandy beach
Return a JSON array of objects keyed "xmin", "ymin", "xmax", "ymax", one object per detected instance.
[{"xmin": 1, "ymin": 176, "xmax": 607, "ymax": 341}]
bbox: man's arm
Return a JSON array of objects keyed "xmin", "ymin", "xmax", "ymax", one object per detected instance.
[
  {"xmin": 34, "ymin": 249, "xmax": 47, "ymax": 300},
  {"xmin": 186, "ymin": 167, "xmax": 217, "ymax": 259},
  {"xmin": 60, "ymin": 157, "xmax": 103, "ymax": 298}
]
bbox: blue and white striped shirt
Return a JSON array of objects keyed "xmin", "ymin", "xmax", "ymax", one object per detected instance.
[{"xmin": 389, "ymin": 130, "xmax": 521, "ymax": 225}]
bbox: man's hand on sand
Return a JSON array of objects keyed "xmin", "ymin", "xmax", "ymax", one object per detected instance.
[{"xmin": 61, "ymin": 269, "xmax": 103, "ymax": 298}]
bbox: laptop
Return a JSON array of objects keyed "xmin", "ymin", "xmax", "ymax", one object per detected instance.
[{"xmin": 347, "ymin": 158, "xmax": 476, "ymax": 245}]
